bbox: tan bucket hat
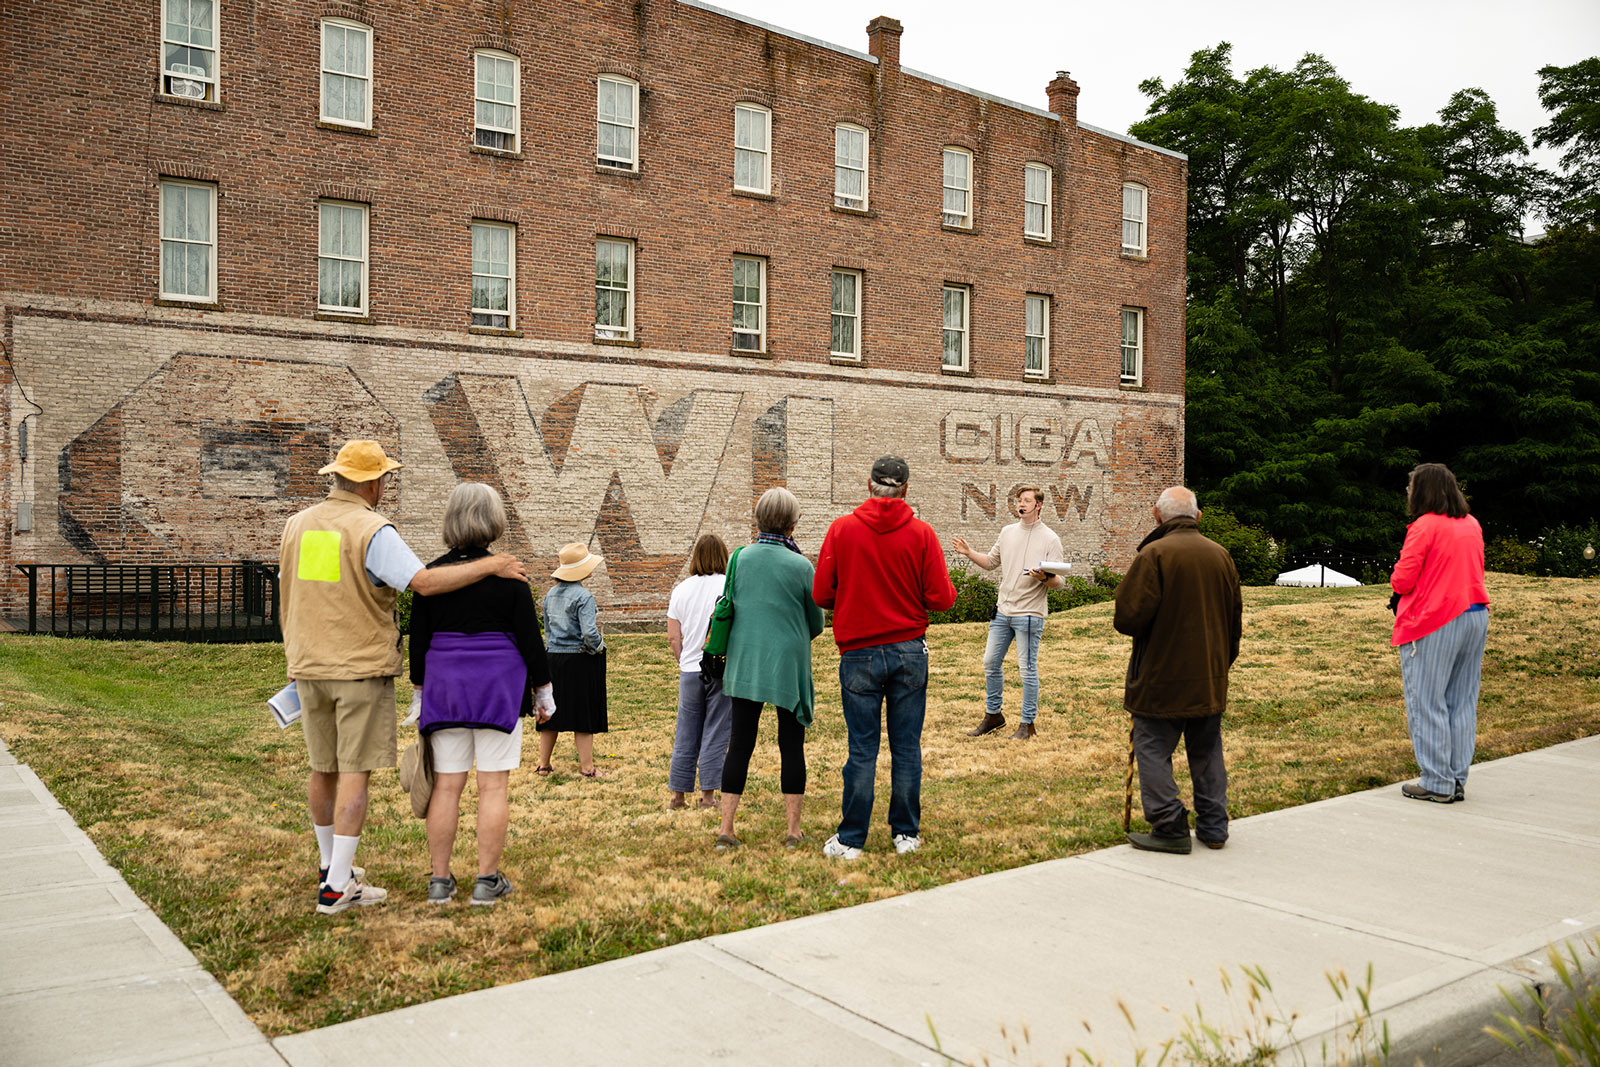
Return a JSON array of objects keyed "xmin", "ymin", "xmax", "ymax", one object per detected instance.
[
  {"xmin": 551, "ymin": 542, "xmax": 602, "ymax": 581},
  {"xmin": 318, "ymin": 440, "xmax": 403, "ymax": 482}
]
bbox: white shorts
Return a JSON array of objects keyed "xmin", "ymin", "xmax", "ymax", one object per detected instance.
[{"xmin": 428, "ymin": 720, "xmax": 524, "ymax": 774}]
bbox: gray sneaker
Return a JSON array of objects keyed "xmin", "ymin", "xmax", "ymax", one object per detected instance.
[
  {"xmin": 428, "ymin": 874, "xmax": 457, "ymax": 905},
  {"xmin": 471, "ymin": 872, "xmax": 514, "ymax": 907}
]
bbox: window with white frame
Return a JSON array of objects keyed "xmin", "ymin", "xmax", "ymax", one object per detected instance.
[
  {"xmin": 942, "ymin": 285, "xmax": 969, "ymax": 370},
  {"xmin": 834, "ymin": 124, "xmax": 868, "ymax": 210},
  {"xmin": 320, "ymin": 18, "xmax": 371, "ymax": 127},
  {"xmin": 942, "ymin": 147, "xmax": 972, "ymax": 227},
  {"xmin": 595, "ymin": 238, "xmax": 634, "ymax": 340},
  {"xmin": 732, "ymin": 256, "xmax": 765, "ymax": 351},
  {"xmin": 159, "ymin": 180, "xmax": 216, "ymax": 302},
  {"xmin": 597, "ymin": 76, "xmax": 638, "ymax": 169},
  {"xmin": 1122, "ymin": 182, "xmax": 1148, "ymax": 256},
  {"xmin": 1121, "ymin": 308, "xmax": 1144, "ymax": 385},
  {"xmin": 471, "ymin": 222, "xmax": 514, "ymax": 328},
  {"xmin": 161, "ymin": 0, "xmax": 218, "ymax": 101},
  {"xmin": 830, "ymin": 269, "xmax": 861, "ymax": 358},
  {"xmin": 734, "ymin": 104, "xmax": 771, "ymax": 193},
  {"xmin": 317, "ymin": 201, "xmax": 368, "ymax": 314},
  {"xmin": 474, "ymin": 51, "xmax": 519, "ymax": 151},
  {"xmin": 1025, "ymin": 294, "xmax": 1050, "ymax": 377},
  {"xmin": 1025, "ymin": 163, "xmax": 1052, "ymax": 240}
]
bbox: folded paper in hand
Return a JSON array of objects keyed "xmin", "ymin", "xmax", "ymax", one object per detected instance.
[
  {"xmin": 1036, "ymin": 561, "xmax": 1073, "ymax": 575},
  {"xmin": 268, "ymin": 682, "xmax": 301, "ymax": 729}
]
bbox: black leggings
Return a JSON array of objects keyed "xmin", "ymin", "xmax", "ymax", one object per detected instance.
[{"xmin": 720, "ymin": 698, "xmax": 806, "ymax": 795}]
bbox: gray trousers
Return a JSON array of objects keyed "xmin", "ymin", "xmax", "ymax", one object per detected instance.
[
  {"xmin": 668, "ymin": 671, "xmax": 733, "ymax": 792},
  {"xmin": 1132, "ymin": 713, "xmax": 1228, "ymax": 842}
]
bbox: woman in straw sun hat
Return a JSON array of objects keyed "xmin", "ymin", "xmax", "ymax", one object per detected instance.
[{"xmin": 538, "ymin": 542, "xmax": 609, "ymax": 777}]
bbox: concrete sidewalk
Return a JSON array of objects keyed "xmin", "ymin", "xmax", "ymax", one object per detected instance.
[{"xmin": 3, "ymin": 734, "xmax": 1596, "ymax": 1065}]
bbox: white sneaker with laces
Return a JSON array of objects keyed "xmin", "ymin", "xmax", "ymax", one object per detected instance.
[
  {"xmin": 821, "ymin": 834, "xmax": 862, "ymax": 860},
  {"xmin": 893, "ymin": 834, "xmax": 922, "ymax": 855}
]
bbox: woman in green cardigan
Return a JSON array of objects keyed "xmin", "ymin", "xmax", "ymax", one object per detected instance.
[{"xmin": 715, "ymin": 486, "xmax": 826, "ymax": 850}]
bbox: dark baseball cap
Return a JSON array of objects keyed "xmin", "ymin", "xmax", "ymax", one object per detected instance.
[{"xmin": 870, "ymin": 454, "xmax": 910, "ymax": 487}]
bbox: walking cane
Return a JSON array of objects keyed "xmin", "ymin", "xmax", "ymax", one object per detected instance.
[{"xmin": 1122, "ymin": 725, "xmax": 1136, "ymax": 832}]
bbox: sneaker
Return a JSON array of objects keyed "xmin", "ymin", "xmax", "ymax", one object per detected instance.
[
  {"xmin": 822, "ymin": 834, "xmax": 862, "ymax": 860},
  {"xmin": 316, "ymin": 876, "xmax": 388, "ymax": 915},
  {"xmin": 471, "ymin": 872, "xmax": 514, "ymax": 907},
  {"xmin": 1401, "ymin": 782, "xmax": 1455, "ymax": 803},
  {"xmin": 1198, "ymin": 837, "xmax": 1227, "ymax": 850},
  {"xmin": 428, "ymin": 874, "xmax": 457, "ymax": 905},
  {"xmin": 316, "ymin": 865, "xmax": 364, "ymax": 903},
  {"xmin": 1454, "ymin": 783, "xmax": 1465, "ymax": 803},
  {"xmin": 892, "ymin": 834, "xmax": 922, "ymax": 855},
  {"xmin": 714, "ymin": 834, "xmax": 740, "ymax": 851}
]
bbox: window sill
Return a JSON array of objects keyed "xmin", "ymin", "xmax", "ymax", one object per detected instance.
[
  {"xmin": 732, "ymin": 188, "xmax": 776, "ymax": 202},
  {"xmin": 1024, "ymin": 236, "xmax": 1053, "ymax": 247},
  {"xmin": 1024, "ymin": 374, "xmax": 1055, "ymax": 385},
  {"xmin": 315, "ymin": 311, "xmax": 372, "ymax": 323},
  {"xmin": 471, "ymin": 145, "xmax": 523, "ymax": 160},
  {"xmin": 941, "ymin": 223, "xmax": 978, "ymax": 235},
  {"xmin": 594, "ymin": 336, "xmax": 641, "ymax": 348},
  {"xmin": 828, "ymin": 353, "xmax": 864, "ymax": 366},
  {"xmin": 154, "ymin": 93, "xmax": 223, "ymax": 112},
  {"xmin": 154, "ymin": 297, "xmax": 221, "ymax": 310},
  {"xmin": 730, "ymin": 348, "xmax": 771, "ymax": 359},
  {"xmin": 596, "ymin": 163, "xmax": 641, "ymax": 178},
  {"xmin": 316, "ymin": 121, "xmax": 377, "ymax": 137},
  {"xmin": 469, "ymin": 326, "xmax": 522, "ymax": 337},
  {"xmin": 1119, "ymin": 382, "xmax": 1148, "ymax": 391},
  {"xmin": 1121, "ymin": 251, "xmax": 1149, "ymax": 261},
  {"xmin": 940, "ymin": 365, "xmax": 974, "ymax": 378},
  {"xmin": 830, "ymin": 204, "xmax": 874, "ymax": 218}
]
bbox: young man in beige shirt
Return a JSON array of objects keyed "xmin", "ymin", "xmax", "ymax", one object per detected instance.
[{"xmin": 951, "ymin": 486, "xmax": 1065, "ymax": 739}]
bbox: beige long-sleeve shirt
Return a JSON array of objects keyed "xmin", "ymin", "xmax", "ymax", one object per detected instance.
[{"xmin": 978, "ymin": 519, "xmax": 1065, "ymax": 618}]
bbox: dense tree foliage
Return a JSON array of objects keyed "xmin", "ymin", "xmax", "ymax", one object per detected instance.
[{"xmin": 1131, "ymin": 48, "xmax": 1600, "ymax": 558}]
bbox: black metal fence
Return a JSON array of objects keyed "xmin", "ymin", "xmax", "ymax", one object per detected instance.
[{"xmin": 13, "ymin": 562, "xmax": 280, "ymax": 642}]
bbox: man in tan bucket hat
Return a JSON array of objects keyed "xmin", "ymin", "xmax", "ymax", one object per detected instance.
[{"xmin": 280, "ymin": 439, "xmax": 528, "ymax": 915}]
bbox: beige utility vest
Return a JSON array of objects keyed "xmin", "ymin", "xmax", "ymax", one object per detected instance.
[{"xmin": 279, "ymin": 491, "xmax": 402, "ymax": 679}]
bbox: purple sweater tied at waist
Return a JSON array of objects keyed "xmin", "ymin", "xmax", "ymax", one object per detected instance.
[{"xmin": 419, "ymin": 631, "xmax": 528, "ymax": 735}]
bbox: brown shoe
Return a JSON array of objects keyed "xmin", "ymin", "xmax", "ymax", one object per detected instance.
[
  {"xmin": 1010, "ymin": 722, "xmax": 1036, "ymax": 740},
  {"xmin": 968, "ymin": 712, "xmax": 1006, "ymax": 737}
]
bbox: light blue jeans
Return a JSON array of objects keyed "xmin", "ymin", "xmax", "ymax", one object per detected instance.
[
  {"xmin": 1399, "ymin": 606, "xmax": 1489, "ymax": 794},
  {"xmin": 984, "ymin": 613, "xmax": 1044, "ymax": 724}
]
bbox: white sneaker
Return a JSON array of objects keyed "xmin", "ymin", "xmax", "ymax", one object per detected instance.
[
  {"xmin": 893, "ymin": 834, "xmax": 922, "ymax": 855},
  {"xmin": 316, "ymin": 876, "xmax": 388, "ymax": 915},
  {"xmin": 822, "ymin": 834, "xmax": 862, "ymax": 860}
]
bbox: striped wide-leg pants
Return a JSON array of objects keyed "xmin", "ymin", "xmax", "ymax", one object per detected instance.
[{"xmin": 1399, "ymin": 607, "xmax": 1489, "ymax": 795}]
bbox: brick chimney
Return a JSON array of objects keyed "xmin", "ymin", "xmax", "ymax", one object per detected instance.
[
  {"xmin": 1047, "ymin": 71, "xmax": 1080, "ymax": 127},
  {"xmin": 867, "ymin": 16, "xmax": 903, "ymax": 70}
]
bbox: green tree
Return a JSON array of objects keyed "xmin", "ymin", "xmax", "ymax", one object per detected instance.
[{"xmin": 1534, "ymin": 57, "xmax": 1600, "ymax": 227}]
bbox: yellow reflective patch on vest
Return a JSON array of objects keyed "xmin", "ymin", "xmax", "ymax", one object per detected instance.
[{"xmin": 297, "ymin": 530, "xmax": 342, "ymax": 582}]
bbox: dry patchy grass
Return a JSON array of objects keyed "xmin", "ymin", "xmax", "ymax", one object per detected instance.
[{"xmin": 1, "ymin": 573, "xmax": 1596, "ymax": 1035}]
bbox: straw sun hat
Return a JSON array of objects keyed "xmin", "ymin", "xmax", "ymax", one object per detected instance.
[
  {"xmin": 551, "ymin": 542, "xmax": 602, "ymax": 581},
  {"xmin": 317, "ymin": 440, "xmax": 403, "ymax": 482}
]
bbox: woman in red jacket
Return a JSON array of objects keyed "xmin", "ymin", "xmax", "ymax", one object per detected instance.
[{"xmin": 1390, "ymin": 463, "xmax": 1490, "ymax": 803}]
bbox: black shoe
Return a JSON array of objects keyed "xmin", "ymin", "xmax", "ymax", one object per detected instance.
[
  {"xmin": 1127, "ymin": 831, "xmax": 1192, "ymax": 854},
  {"xmin": 968, "ymin": 712, "xmax": 1006, "ymax": 737},
  {"xmin": 1401, "ymin": 782, "xmax": 1455, "ymax": 803},
  {"xmin": 1454, "ymin": 783, "xmax": 1465, "ymax": 803},
  {"xmin": 1197, "ymin": 837, "xmax": 1226, "ymax": 850}
]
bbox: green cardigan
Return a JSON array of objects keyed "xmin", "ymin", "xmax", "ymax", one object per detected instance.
[{"xmin": 722, "ymin": 542, "xmax": 826, "ymax": 725}]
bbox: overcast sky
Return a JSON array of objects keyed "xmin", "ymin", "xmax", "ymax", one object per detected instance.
[{"xmin": 716, "ymin": 0, "xmax": 1598, "ymax": 195}]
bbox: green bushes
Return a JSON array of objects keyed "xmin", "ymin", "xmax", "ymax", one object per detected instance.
[
  {"xmin": 396, "ymin": 589, "xmax": 413, "ymax": 635},
  {"xmin": 929, "ymin": 564, "xmax": 1120, "ymax": 624},
  {"xmin": 1198, "ymin": 507, "xmax": 1284, "ymax": 585},
  {"xmin": 1484, "ymin": 524, "xmax": 1599, "ymax": 577}
]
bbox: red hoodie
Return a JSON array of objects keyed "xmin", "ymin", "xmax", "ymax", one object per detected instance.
[{"xmin": 813, "ymin": 497, "xmax": 957, "ymax": 652}]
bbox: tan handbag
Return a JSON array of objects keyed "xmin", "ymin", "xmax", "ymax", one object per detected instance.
[{"xmin": 398, "ymin": 736, "xmax": 433, "ymax": 818}]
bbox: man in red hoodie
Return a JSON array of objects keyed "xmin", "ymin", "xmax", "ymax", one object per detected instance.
[{"xmin": 813, "ymin": 455, "xmax": 957, "ymax": 858}]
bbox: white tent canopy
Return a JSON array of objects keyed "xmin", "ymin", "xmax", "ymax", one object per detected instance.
[{"xmin": 1275, "ymin": 564, "xmax": 1361, "ymax": 588}]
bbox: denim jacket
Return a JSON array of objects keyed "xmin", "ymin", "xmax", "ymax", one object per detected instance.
[{"xmin": 544, "ymin": 580, "xmax": 605, "ymax": 654}]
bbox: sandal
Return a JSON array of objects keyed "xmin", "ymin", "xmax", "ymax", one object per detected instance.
[
  {"xmin": 580, "ymin": 767, "xmax": 606, "ymax": 778},
  {"xmin": 534, "ymin": 765, "xmax": 553, "ymax": 777}
]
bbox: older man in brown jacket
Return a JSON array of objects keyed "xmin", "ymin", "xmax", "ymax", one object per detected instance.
[{"xmin": 1113, "ymin": 486, "xmax": 1243, "ymax": 854}]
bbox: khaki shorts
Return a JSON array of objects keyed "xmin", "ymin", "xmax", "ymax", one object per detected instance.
[{"xmin": 299, "ymin": 678, "xmax": 398, "ymax": 772}]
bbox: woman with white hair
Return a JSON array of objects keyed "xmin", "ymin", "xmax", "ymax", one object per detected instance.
[
  {"xmin": 409, "ymin": 482, "xmax": 551, "ymax": 907},
  {"xmin": 715, "ymin": 487, "xmax": 825, "ymax": 850}
]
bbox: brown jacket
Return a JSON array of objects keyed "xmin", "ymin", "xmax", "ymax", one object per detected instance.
[
  {"xmin": 279, "ymin": 491, "xmax": 401, "ymax": 680},
  {"xmin": 1113, "ymin": 517, "xmax": 1243, "ymax": 719}
]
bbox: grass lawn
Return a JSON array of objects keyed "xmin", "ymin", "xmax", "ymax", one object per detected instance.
[{"xmin": 1, "ymin": 573, "xmax": 1597, "ymax": 1036}]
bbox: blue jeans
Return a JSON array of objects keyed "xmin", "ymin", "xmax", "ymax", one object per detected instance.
[
  {"xmin": 984, "ymin": 613, "xmax": 1044, "ymax": 724},
  {"xmin": 668, "ymin": 671, "xmax": 733, "ymax": 792},
  {"xmin": 836, "ymin": 639, "xmax": 928, "ymax": 848},
  {"xmin": 1400, "ymin": 607, "xmax": 1489, "ymax": 794}
]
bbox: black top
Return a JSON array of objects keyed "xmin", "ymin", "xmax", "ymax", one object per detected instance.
[{"xmin": 408, "ymin": 546, "xmax": 550, "ymax": 715}]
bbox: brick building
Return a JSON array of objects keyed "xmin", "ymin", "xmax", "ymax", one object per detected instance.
[{"xmin": 0, "ymin": 0, "xmax": 1186, "ymax": 623}]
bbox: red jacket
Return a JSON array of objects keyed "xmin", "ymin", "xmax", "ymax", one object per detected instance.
[
  {"xmin": 813, "ymin": 497, "xmax": 957, "ymax": 652},
  {"xmin": 1390, "ymin": 512, "xmax": 1489, "ymax": 646}
]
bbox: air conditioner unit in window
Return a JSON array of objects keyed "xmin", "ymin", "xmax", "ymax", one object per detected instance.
[{"xmin": 167, "ymin": 63, "xmax": 207, "ymax": 98}]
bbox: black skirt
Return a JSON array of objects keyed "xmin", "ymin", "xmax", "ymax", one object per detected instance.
[{"xmin": 540, "ymin": 649, "xmax": 608, "ymax": 734}]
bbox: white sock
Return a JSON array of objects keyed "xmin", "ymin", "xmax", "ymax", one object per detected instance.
[
  {"xmin": 327, "ymin": 835, "xmax": 360, "ymax": 892},
  {"xmin": 314, "ymin": 824, "xmax": 334, "ymax": 870}
]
